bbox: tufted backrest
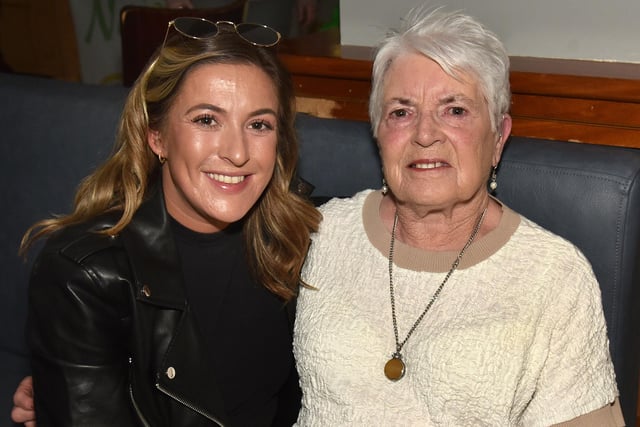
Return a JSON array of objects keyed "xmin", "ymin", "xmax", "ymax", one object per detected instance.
[
  {"xmin": 1, "ymin": 74, "xmax": 638, "ymax": 425},
  {"xmin": 295, "ymin": 113, "xmax": 640, "ymax": 424}
]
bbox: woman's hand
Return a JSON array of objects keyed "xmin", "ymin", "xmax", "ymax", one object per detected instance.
[{"xmin": 11, "ymin": 376, "xmax": 36, "ymax": 427}]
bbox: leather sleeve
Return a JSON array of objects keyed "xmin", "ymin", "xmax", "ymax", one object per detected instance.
[{"xmin": 27, "ymin": 239, "xmax": 137, "ymax": 426}]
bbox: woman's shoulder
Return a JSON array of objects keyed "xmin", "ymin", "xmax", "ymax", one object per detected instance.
[
  {"xmin": 28, "ymin": 210, "xmax": 133, "ymax": 311},
  {"xmin": 495, "ymin": 200, "xmax": 574, "ymax": 249},
  {"xmin": 515, "ymin": 213, "xmax": 580, "ymax": 252},
  {"xmin": 308, "ymin": 189, "xmax": 374, "ymax": 247},
  {"xmin": 317, "ymin": 189, "xmax": 374, "ymax": 218},
  {"xmin": 505, "ymin": 208, "xmax": 594, "ymax": 275},
  {"xmin": 36, "ymin": 210, "xmax": 124, "ymax": 268}
]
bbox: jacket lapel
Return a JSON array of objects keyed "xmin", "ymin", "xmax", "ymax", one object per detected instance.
[{"xmin": 121, "ymin": 180, "xmax": 230, "ymax": 425}]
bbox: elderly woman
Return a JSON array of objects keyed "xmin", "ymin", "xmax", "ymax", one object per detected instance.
[{"xmin": 293, "ymin": 7, "xmax": 623, "ymax": 426}]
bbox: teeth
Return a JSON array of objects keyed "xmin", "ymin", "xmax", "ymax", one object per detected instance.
[
  {"xmin": 413, "ymin": 161, "xmax": 446, "ymax": 169},
  {"xmin": 208, "ymin": 173, "xmax": 245, "ymax": 184}
]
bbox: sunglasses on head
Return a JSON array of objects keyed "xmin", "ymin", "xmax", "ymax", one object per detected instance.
[{"xmin": 161, "ymin": 17, "xmax": 282, "ymax": 50}]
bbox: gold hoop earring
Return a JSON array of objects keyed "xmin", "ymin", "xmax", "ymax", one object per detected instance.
[{"xmin": 158, "ymin": 153, "xmax": 167, "ymax": 164}]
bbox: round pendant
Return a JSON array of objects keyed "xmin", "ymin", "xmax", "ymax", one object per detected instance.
[{"xmin": 384, "ymin": 356, "xmax": 405, "ymax": 381}]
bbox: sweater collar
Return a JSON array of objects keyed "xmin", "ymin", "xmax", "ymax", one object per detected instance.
[{"xmin": 363, "ymin": 190, "xmax": 521, "ymax": 272}]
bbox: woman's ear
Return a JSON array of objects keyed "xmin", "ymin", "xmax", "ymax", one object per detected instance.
[
  {"xmin": 147, "ymin": 129, "xmax": 164, "ymax": 157},
  {"xmin": 493, "ymin": 114, "xmax": 512, "ymax": 165}
]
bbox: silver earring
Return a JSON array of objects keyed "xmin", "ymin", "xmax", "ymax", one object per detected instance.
[
  {"xmin": 489, "ymin": 166, "xmax": 498, "ymax": 192},
  {"xmin": 381, "ymin": 178, "xmax": 389, "ymax": 196}
]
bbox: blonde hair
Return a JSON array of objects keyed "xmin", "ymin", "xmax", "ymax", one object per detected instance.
[{"xmin": 20, "ymin": 31, "xmax": 320, "ymax": 301}]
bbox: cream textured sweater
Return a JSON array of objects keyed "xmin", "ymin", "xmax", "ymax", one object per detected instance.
[{"xmin": 294, "ymin": 190, "xmax": 619, "ymax": 426}]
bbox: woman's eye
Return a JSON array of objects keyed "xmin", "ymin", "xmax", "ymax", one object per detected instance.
[
  {"xmin": 193, "ymin": 114, "xmax": 216, "ymax": 126},
  {"xmin": 390, "ymin": 109, "xmax": 409, "ymax": 119},
  {"xmin": 249, "ymin": 120, "xmax": 274, "ymax": 131},
  {"xmin": 449, "ymin": 106, "xmax": 466, "ymax": 116}
]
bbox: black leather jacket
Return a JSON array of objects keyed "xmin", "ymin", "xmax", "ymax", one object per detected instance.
[{"xmin": 27, "ymin": 181, "xmax": 300, "ymax": 426}]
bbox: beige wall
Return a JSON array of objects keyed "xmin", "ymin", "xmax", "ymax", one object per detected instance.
[{"xmin": 340, "ymin": 0, "xmax": 640, "ymax": 63}]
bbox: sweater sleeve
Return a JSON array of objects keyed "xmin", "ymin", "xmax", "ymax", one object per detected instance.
[
  {"xmin": 28, "ymin": 246, "xmax": 137, "ymax": 426},
  {"xmin": 522, "ymin": 248, "xmax": 619, "ymax": 426},
  {"xmin": 552, "ymin": 398, "xmax": 624, "ymax": 426}
]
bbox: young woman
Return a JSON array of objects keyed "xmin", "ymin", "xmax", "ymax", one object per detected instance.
[{"xmin": 13, "ymin": 18, "xmax": 320, "ymax": 426}]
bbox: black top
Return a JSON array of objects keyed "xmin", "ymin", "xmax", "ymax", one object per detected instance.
[
  {"xmin": 27, "ymin": 180, "xmax": 299, "ymax": 426},
  {"xmin": 171, "ymin": 218, "xmax": 295, "ymax": 426}
]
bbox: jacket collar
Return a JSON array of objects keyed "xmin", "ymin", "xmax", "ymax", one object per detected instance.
[{"xmin": 121, "ymin": 178, "xmax": 186, "ymax": 309}]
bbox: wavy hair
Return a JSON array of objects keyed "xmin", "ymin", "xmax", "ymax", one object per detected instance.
[
  {"xmin": 369, "ymin": 6, "xmax": 511, "ymax": 136},
  {"xmin": 20, "ymin": 28, "xmax": 321, "ymax": 301}
]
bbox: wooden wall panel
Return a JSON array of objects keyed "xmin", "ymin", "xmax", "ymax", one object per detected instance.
[
  {"xmin": 509, "ymin": 72, "xmax": 640, "ymax": 147},
  {"xmin": 510, "ymin": 71, "xmax": 640, "ymax": 102},
  {"xmin": 291, "ymin": 74, "xmax": 370, "ymax": 121},
  {"xmin": 511, "ymin": 94, "xmax": 640, "ymax": 129},
  {"xmin": 0, "ymin": 0, "xmax": 80, "ymax": 81},
  {"xmin": 511, "ymin": 118, "xmax": 640, "ymax": 148}
]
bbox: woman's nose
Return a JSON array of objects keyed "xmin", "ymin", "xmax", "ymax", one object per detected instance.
[
  {"xmin": 414, "ymin": 112, "xmax": 444, "ymax": 147},
  {"xmin": 218, "ymin": 127, "xmax": 249, "ymax": 167}
]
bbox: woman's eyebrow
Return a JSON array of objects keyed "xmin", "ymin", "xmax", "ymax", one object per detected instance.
[
  {"xmin": 183, "ymin": 104, "xmax": 277, "ymax": 117},
  {"xmin": 249, "ymin": 107, "xmax": 278, "ymax": 117},
  {"xmin": 439, "ymin": 93, "xmax": 476, "ymax": 106},
  {"xmin": 383, "ymin": 97, "xmax": 414, "ymax": 108},
  {"xmin": 185, "ymin": 103, "xmax": 223, "ymax": 114}
]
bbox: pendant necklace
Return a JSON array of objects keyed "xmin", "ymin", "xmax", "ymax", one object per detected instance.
[{"xmin": 384, "ymin": 207, "xmax": 487, "ymax": 381}]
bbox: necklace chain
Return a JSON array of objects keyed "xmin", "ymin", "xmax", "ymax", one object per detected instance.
[{"xmin": 388, "ymin": 207, "xmax": 487, "ymax": 358}]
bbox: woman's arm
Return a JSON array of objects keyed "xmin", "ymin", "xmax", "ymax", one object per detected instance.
[
  {"xmin": 522, "ymin": 253, "xmax": 621, "ymax": 425},
  {"xmin": 28, "ymin": 247, "xmax": 136, "ymax": 426}
]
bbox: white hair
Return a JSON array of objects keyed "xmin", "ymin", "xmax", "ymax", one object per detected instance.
[{"xmin": 369, "ymin": 5, "xmax": 511, "ymax": 136}]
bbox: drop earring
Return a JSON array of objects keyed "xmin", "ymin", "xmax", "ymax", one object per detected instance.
[
  {"xmin": 381, "ymin": 178, "xmax": 389, "ymax": 196},
  {"xmin": 489, "ymin": 166, "xmax": 498, "ymax": 192},
  {"xmin": 158, "ymin": 153, "xmax": 167, "ymax": 164}
]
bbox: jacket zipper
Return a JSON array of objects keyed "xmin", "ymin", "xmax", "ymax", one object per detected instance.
[
  {"xmin": 156, "ymin": 382, "xmax": 225, "ymax": 427},
  {"xmin": 129, "ymin": 383, "xmax": 152, "ymax": 427},
  {"xmin": 128, "ymin": 357, "xmax": 152, "ymax": 427}
]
